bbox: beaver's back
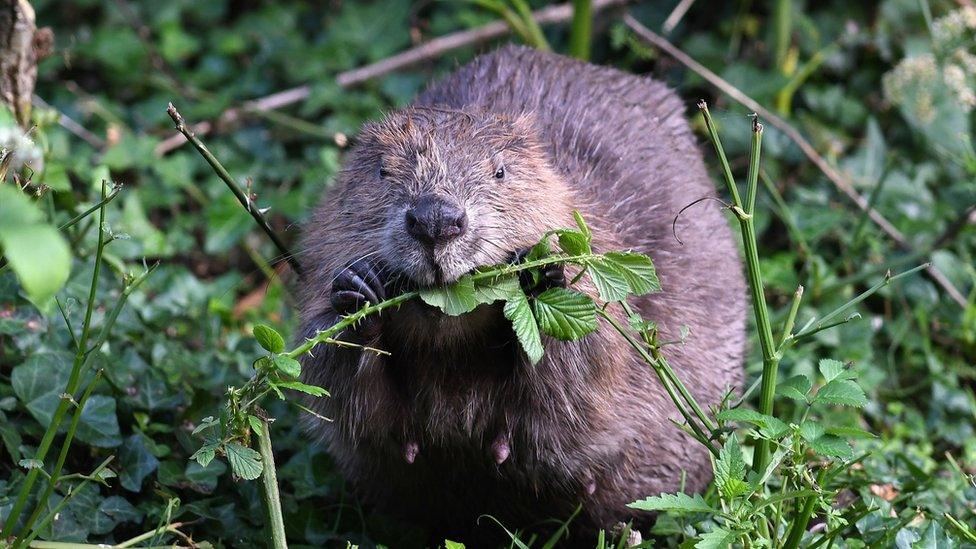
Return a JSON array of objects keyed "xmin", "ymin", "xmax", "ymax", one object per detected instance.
[{"xmin": 418, "ymin": 45, "xmax": 746, "ymax": 419}]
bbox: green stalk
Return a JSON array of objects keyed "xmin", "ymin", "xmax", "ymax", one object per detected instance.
[
  {"xmin": 18, "ymin": 371, "xmax": 105, "ymax": 545},
  {"xmin": 699, "ymin": 103, "xmax": 778, "ymax": 472},
  {"xmin": 783, "ymin": 468, "xmax": 826, "ymax": 549},
  {"xmin": 509, "ymin": 0, "xmax": 551, "ymax": 51},
  {"xmin": 258, "ymin": 418, "xmax": 287, "ymax": 549},
  {"xmin": 568, "ymin": 0, "xmax": 592, "ymax": 60},
  {"xmin": 2, "ymin": 183, "xmax": 109, "ymax": 540},
  {"xmin": 19, "ymin": 456, "xmax": 114, "ymax": 548},
  {"xmin": 772, "ymin": 0, "xmax": 792, "ymax": 74}
]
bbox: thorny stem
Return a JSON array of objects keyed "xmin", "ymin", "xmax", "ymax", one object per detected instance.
[
  {"xmin": 258, "ymin": 418, "xmax": 288, "ymax": 549},
  {"xmin": 166, "ymin": 103, "xmax": 304, "ymax": 276}
]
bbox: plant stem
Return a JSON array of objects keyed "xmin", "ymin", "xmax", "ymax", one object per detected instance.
[
  {"xmin": 258, "ymin": 418, "xmax": 287, "ymax": 549},
  {"xmin": 114, "ymin": 523, "xmax": 188, "ymax": 548},
  {"xmin": 57, "ymin": 183, "xmax": 121, "ymax": 231},
  {"xmin": 782, "ymin": 468, "xmax": 826, "ymax": 549},
  {"xmin": 569, "ymin": 0, "xmax": 592, "ymax": 60},
  {"xmin": 1, "ymin": 183, "xmax": 109, "ymax": 540},
  {"xmin": 19, "ymin": 457, "xmax": 114, "ymax": 547},
  {"xmin": 166, "ymin": 103, "xmax": 303, "ymax": 276}
]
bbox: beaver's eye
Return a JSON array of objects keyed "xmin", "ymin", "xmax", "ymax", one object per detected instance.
[
  {"xmin": 494, "ymin": 166, "xmax": 505, "ymax": 179},
  {"xmin": 378, "ymin": 167, "xmax": 389, "ymax": 179}
]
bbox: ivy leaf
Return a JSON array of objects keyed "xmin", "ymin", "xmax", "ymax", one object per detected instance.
[
  {"xmin": 420, "ymin": 275, "xmax": 479, "ymax": 315},
  {"xmin": 532, "ymin": 288, "xmax": 597, "ymax": 341},
  {"xmin": 587, "ymin": 259, "xmax": 630, "ymax": 302},
  {"xmin": 276, "ymin": 381, "xmax": 329, "ymax": 397},
  {"xmin": 603, "ymin": 252, "xmax": 660, "ymax": 295},
  {"xmin": 818, "ymin": 359, "xmax": 855, "ymax": 382},
  {"xmin": 555, "ymin": 229, "xmax": 590, "ymax": 256},
  {"xmin": 118, "ymin": 434, "xmax": 160, "ymax": 492},
  {"xmin": 503, "ymin": 290, "xmax": 543, "ymax": 364},
  {"xmin": 252, "ymin": 324, "xmax": 284, "ymax": 353},
  {"xmin": 776, "ymin": 374, "xmax": 812, "ymax": 402},
  {"xmin": 813, "ymin": 379, "xmax": 868, "ymax": 407},
  {"xmin": 714, "ymin": 436, "xmax": 748, "ymax": 499},
  {"xmin": 628, "ymin": 492, "xmax": 717, "ymax": 514},
  {"xmin": 809, "ymin": 435, "xmax": 853, "ymax": 459},
  {"xmin": 272, "ymin": 355, "xmax": 302, "ymax": 378},
  {"xmin": 224, "ymin": 442, "xmax": 263, "ymax": 480}
]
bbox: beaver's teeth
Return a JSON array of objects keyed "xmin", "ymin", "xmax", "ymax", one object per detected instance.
[
  {"xmin": 403, "ymin": 441, "xmax": 419, "ymax": 464},
  {"xmin": 490, "ymin": 435, "xmax": 510, "ymax": 464}
]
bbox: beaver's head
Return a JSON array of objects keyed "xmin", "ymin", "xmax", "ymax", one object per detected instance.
[{"xmin": 334, "ymin": 107, "xmax": 575, "ymax": 288}]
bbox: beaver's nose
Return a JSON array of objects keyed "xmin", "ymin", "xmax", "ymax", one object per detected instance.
[{"xmin": 405, "ymin": 195, "xmax": 468, "ymax": 246}]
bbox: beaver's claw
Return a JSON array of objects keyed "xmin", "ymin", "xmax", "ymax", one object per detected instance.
[
  {"xmin": 331, "ymin": 258, "xmax": 386, "ymax": 338},
  {"xmin": 510, "ymin": 248, "xmax": 566, "ymax": 296}
]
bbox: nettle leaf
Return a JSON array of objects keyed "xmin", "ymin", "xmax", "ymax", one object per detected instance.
[
  {"xmin": 420, "ymin": 275, "xmax": 479, "ymax": 315},
  {"xmin": 715, "ymin": 436, "xmax": 748, "ymax": 499},
  {"xmin": 503, "ymin": 290, "xmax": 543, "ymax": 365},
  {"xmin": 777, "ymin": 374, "xmax": 812, "ymax": 402},
  {"xmin": 224, "ymin": 442, "xmax": 263, "ymax": 480},
  {"xmin": 814, "ymin": 379, "xmax": 868, "ymax": 407},
  {"xmin": 695, "ymin": 526, "xmax": 738, "ymax": 549},
  {"xmin": 628, "ymin": 492, "xmax": 717, "ymax": 514},
  {"xmin": 532, "ymin": 288, "xmax": 597, "ymax": 341},
  {"xmin": 818, "ymin": 359, "xmax": 855, "ymax": 382},
  {"xmin": 556, "ymin": 229, "xmax": 590, "ymax": 256},
  {"xmin": 273, "ymin": 355, "xmax": 302, "ymax": 378},
  {"xmin": 603, "ymin": 252, "xmax": 660, "ymax": 295},
  {"xmin": 809, "ymin": 435, "xmax": 853, "ymax": 459},
  {"xmin": 588, "ymin": 259, "xmax": 630, "ymax": 302},
  {"xmin": 276, "ymin": 381, "xmax": 329, "ymax": 397},
  {"xmin": 472, "ymin": 274, "xmax": 520, "ymax": 305},
  {"xmin": 252, "ymin": 324, "xmax": 285, "ymax": 353}
]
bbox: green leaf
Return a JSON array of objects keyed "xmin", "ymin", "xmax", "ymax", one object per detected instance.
[
  {"xmin": 0, "ymin": 198, "xmax": 71, "ymax": 307},
  {"xmin": 555, "ymin": 229, "xmax": 590, "ymax": 255},
  {"xmin": 628, "ymin": 492, "xmax": 717, "ymax": 514},
  {"xmin": 273, "ymin": 355, "xmax": 302, "ymax": 378},
  {"xmin": 118, "ymin": 434, "xmax": 160, "ymax": 492},
  {"xmin": 472, "ymin": 274, "xmax": 520, "ymax": 305},
  {"xmin": 813, "ymin": 378, "xmax": 868, "ymax": 407},
  {"xmin": 190, "ymin": 443, "xmax": 217, "ymax": 468},
  {"xmin": 826, "ymin": 425, "xmax": 876, "ymax": 439},
  {"xmin": 276, "ymin": 381, "xmax": 330, "ymax": 397},
  {"xmin": 92, "ymin": 496, "xmax": 142, "ymax": 536},
  {"xmin": 818, "ymin": 359, "xmax": 854, "ymax": 382},
  {"xmin": 444, "ymin": 541, "xmax": 465, "ymax": 549},
  {"xmin": 715, "ymin": 436, "xmax": 748, "ymax": 499},
  {"xmin": 572, "ymin": 210, "xmax": 591, "ymax": 239},
  {"xmin": 587, "ymin": 259, "xmax": 630, "ymax": 302},
  {"xmin": 420, "ymin": 275, "xmax": 479, "ymax": 315},
  {"xmin": 800, "ymin": 420, "xmax": 825, "ymax": 442},
  {"xmin": 248, "ymin": 415, "xmax": 264, "ymax": 436},
  {"xmin": 809, "ymin": 434, "xmax": 853, "ymax": 459},
  {"xmin": 224, "ymin": 442, "xmax": 263, "ymax": 480},
  {"xmin": 776, "ymin": 374, "xmax": 812, "ymax": 402},
  {"xmin": 696, "ymin": 526, "xmax": 738, "ymax": 549},
  {"xmin": 603, "ymin": 252, "xmax": 660, "ymax": 295},
  {"xmin": 531, "ymin": 288, "xmax": 597, "ymax": 341},
  {"xmin": 503, "ymin": 290, "xmax": 543, "ymax": 364},
  {"xmin": 252, "ymin": 324, "xmax": 285, "ymax": 353},
  {"xmin": 715, "ymin": 408, "xmax": 789, "ymax": 437}
]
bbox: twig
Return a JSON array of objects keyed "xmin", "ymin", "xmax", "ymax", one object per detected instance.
[
  {"xmin": 32, "ymin": 95, "xmax": 106, "ymax": 150},
  {"xmin": 624, "ymin": 15, "xmax": 968, "ymax": 308},
  {"xmin": 663, "ymin": 0, "xmax": 697, "ymax": 33},
  {"xmin": 166, "ymin": 103, "xmax": 303, "ymax": 276},
  {"xmin": 155, "ymin": 0, "xmax": 630, "ymax": 156}
]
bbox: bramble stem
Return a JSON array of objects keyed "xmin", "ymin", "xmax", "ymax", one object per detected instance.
[
  {"xmin": 166, "ymin": 103, "xmax": 303, "ymax": 276},
  {"xmin": 258, "ymin": 418, "xmax": 288, "ymax": 549}
]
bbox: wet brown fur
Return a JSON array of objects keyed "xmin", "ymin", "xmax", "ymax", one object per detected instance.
[{"xmin": 298, "ymin": 45, "xmax": 746, "ymax": 545}]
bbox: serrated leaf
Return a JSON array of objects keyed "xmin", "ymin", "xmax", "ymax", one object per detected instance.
[
  {"xmin": 531, "ymin": 288, "xmax": 597, "ymax": 341},
  {"xmin": 252, "ymin": 324, "xmax": 284, "ymax": 353},
  {"xmin": 628, "ymin": 492, "xmax": 717, "ymax": 514},
  {"xmin": 192, "ymin": 416, "xmax": 219, "ymax": 435},
  {"xmin": 826, "ymin": 425, "xmax": 876, "ymax": 439},
  {"xmin": 800, "ymin": 420, "xmax": 825, "ymax": 442},
  {"xmin": 420, "ymin": 275, "xmax": 479, "ymax": 315},
  {"xmin": 273, "ymin": 355, "xmax": 302, "ymax": 378},
  {"xmin": 556, "ymin": 230, "xmax": 590, "ymax": 255},
  {"xmin": 276, "ymin": 381, "xmax": 329, "ymax": 397},
  {"xmin": 818, "ymin": 359, "xmax": 855, "ymax": 382},
  {"xmin": 603, "ymin": 252, "xmax": 660, "ymax": 295},
  {"xmin": 572, "ymin": 210, "xmax": 591, "ymax": 239},
  {"xmin": 813, "ymin": 378, "xmax": 868, "ymax": 407},
  {"xmin": 587, "ymin": 259, "xmax": 630, "ymax": 302},
  {"xmin": 777, "ymin": 374, "xmax": 812, "ymax": 402},
  {"xmin": 248, "ymin": 415, "xmax": 264, "ymax": 436},
  {"xmin": 190, "ymin": 443, "xmax": 218, "ymax": 468},
  {"xmin": 472, "ymin": 274, "xmax": 520, "ymax": 305},
  {"xmin": 224, "ymin": 442, "xmax": 263, "ymax": 480},
  {"xmin": 715, "ymin": 408, "xmax": 788, "ymax": 438},
  {"xmin": 503, "ymin": 290, "xmax": 543, "ymax": 364},
  {"xmin": 696, "ymin": 526, "xmax": 738, "ymax": 549},
  {"xmin": 715, "ymin": 436, "xmax": 748, "ymax": 499},
  {"xmin": 809, "ymin": 435, "xmax": 853, "ymax": 459}
]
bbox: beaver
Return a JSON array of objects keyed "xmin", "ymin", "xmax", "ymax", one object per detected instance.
[{"xmin": 297, "ymin": 44, "xmax": 746, "ymax": 545}]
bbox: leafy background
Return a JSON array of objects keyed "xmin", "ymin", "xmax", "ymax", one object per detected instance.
[{"xmin": 0, "ymin": 0, "xmax": 974, "ymax": 547}]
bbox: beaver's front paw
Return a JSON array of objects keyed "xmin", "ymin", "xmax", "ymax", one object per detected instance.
[
  {"xmin": 330, "ymin": 258, "xmax": 386, "ymax": 339},
  {"xmin": 510, "ymin": 247, "xmax": 566, "ymax": 296}
]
